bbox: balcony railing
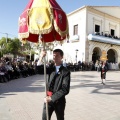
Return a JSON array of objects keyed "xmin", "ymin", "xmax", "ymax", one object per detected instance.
[{"xmin": 88, "ymin": 34, "xmax": 120, "ymax": 45}]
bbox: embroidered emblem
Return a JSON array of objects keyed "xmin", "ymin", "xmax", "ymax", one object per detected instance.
[
  {"xmin": 19, "ymin": 17, "xmax": 27, "ymax": 26},
  {"xmin": 36, "ymin": 14, "xmax": 45, "ymax": 25}
]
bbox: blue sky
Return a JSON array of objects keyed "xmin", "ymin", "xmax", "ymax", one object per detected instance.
[{"xmin": 0, "ymin": 0, "xmax": 120, "ymax": 39}]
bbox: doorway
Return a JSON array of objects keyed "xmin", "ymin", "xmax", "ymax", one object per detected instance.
[
  {"xmin": 92, "ymin": 47, "xmax": 101, "ymax": 63},
  {"xmin": 107, "ymin": 49, "xmax": 116, "ymax": 63}
]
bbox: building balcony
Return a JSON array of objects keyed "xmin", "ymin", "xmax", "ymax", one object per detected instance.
[
  {"xmin": 88, "ymin": 34, "xmax": 120, "ymax": 46},
  {"xmin": 69, "ymin": 35, "xmax": 79, "ymax": 42}
]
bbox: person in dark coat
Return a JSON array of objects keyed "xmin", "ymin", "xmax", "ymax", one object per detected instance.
[
  {"xmin": 100, "ymin": 61, "xmax": 108, "ymax": 85},
  {"xmin": 40, "ymin": 49, "xmax": 71, "ymax": 120}
]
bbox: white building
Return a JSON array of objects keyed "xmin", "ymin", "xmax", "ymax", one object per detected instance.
[{"xmin": 54, "ymin": 6, "xmax": 120, "ymax": 64}]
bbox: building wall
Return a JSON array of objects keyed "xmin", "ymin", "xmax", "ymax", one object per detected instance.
[
  {"xmin": 87, "ymin": 12, "xmax": 120, "ymax": 36},
  {"xmin": 45, "ymin": 6, "xmax": 120, "ymax": 64},
  {"xmin": 62, "ymin": 8, "xmax": 87, "ymax": 63},
  {"xmin": 87, "ymin": 7, "xmax": 120, "ymax": 63}
]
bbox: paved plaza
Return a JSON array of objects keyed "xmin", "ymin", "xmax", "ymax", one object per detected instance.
[{"xmin": 0, "ymin": 71, "xmax": 120, "ymax": 120}]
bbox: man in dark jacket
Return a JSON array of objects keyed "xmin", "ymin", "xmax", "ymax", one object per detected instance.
[{"xmin": 40, "ymin": 49, "xmax": 71, "ymax": 120}]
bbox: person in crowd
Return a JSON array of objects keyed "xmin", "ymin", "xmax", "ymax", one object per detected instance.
[
  {"xmin": 100, "ymin": 61, "xmax": 108, "ymax": 85},
  {"xmin": 11, "ymin": 62, "xmax": 21, "ymax": 79},
  {"xmin": 32, "ymin": 61, "xmax": 38, "ymax": 74},
  {"xmin": 78, "ymin": 60, "xmax": 81, "ymax": 70},
  {"xmin": 0, "ymin": 63, "xmax": 8, "ymax": 82},
  {"xmin": 0, "ymin": 62, "xmax": 10, "ymax": 81},
  {"xmin": 81, "ymin": 61, "xmax": 85, "ymax": 71},
  {"xmin": 18, "ymin": 62, "xmax": 28, "ymax": 77},
  {"xmin": 95, "ymin": 60, "xmax": 98, "ymax": 71},
  {"xmin": 39, "ymin": 49, "xmax": 71, "ymax": 120},
  {"xmin": 5, "ymin": 61, "xmax": 14, "ymax": 80},
  {"xmin": 115, "ymin": 62, "xmax": 119, "ymax": 70}
]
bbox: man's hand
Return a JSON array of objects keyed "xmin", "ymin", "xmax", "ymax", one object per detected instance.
[
  {"xmin": 40, "ymin": 50, "xmax": 47, "ymax": 58},
  {"xmin": 44, "ymin": 96, "xmax": 52, "ymax": 103},
  {"xmin": 39, "ymin": 50, "xmax": 47, "ymax": 63}
]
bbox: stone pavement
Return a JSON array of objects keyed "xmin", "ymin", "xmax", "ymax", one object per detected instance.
[{"xmin": 0, "ymin": 71, "xmax": 120, "ymax": 120}]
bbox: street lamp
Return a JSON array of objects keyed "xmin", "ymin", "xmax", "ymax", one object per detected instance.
[
  {"xmin": 82, "ymin": 52, "xmax": 84, "ymax": 62},
  {"xmin": 5, "ymin": 33, "xmax": 8, "ymax": 43},
  {"xmin": 75, "ymin": 49, "xmax": 79, "ymax": 63}
]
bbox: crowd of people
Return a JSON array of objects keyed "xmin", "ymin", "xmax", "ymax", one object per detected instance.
[
  {"xmin": 36, "ymin": 59, "xmax": 120, "ymax": 75},
  {"xmin": 0, "ymin": 57, "xmax": 37, "ymax": 83},
  {"xmin": 36, "ymin": 60, "xmax": 96, "ymax": 73},
  {"xmin": 62, "ymin": 61, "xmax": 101, "ymax": 71},
  {"xmin": 95, "ymin": 60, "xmax": 120, "ymax": 72},
  {"xmin": 62, "ymin": 60, "xmax": 120, "ymax": 72},
  {"xmin": 1, "ymin": 55, "xmax": 120, "ymax": 83}
]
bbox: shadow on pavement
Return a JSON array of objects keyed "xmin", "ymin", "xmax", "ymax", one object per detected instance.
[
  {"xmin": 70, "ymin": 77, "xmax": 120, "ymax": 95},
  {"xmin": 0, "ymin": 74, "xmax": 45, "ymax": 98}
]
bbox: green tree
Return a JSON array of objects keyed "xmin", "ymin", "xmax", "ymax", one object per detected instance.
[
  {"xmin": 0, "ymin": 37, "xmax": 7, "ymax": 57},
  {"xmin": 7, "ymin": 38, "xmax": 21, "ymax": 57},
  {"xmin": 0, "ymin": 37, "xmax": 36, "ymax": 60},
  {"xmin": 0, "ymin": 37, "xmax": 21, "ymax": 57}
]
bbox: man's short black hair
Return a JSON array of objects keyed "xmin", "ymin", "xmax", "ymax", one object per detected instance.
[{"xmin": 53, "ymin": 49, "xmax": 64, "ymax": 57}]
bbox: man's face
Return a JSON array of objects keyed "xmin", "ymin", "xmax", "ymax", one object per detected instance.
[{"xmin": 53, "ymin": 52, "xmax": 63, "ymax": 65}]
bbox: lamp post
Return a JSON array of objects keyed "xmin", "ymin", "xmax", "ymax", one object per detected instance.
[
  {"xmin": 82, "ymin": 52, "xmax": 84, "ymax": 62},
  {"xmin": 5, "ymin": 33, "xmax": 8, "ymax": 43},
  {"xmin": 75, "ymin": 49, "xmax": 79, "ymax": 63}
]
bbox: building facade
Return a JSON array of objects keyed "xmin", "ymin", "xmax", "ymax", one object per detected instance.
[{"xmin": 54, "ymin": 6, "xmax": 120, "ymax": 64}]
